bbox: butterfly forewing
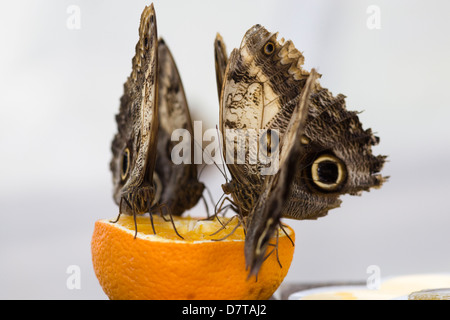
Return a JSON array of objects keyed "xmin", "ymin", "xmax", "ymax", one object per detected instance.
[
  {"xmin": 244, "ymin": 70, "xmax": 318, "ymax": 275},
  {"xmin": 110, "ymin": 5, "xmax": 159, "ymax": 215},
  {"xmin": 110, "ymin": 5, "xmax": 204, "ymax": 222}
]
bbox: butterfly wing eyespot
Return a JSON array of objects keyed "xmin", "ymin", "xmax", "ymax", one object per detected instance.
[
  {"xmin": 311, "ymin": 154, "xmax": 347, "ymax": 191},
  {"xmin": 121, "ymin": 148, "xmax": 131, "ymax": 181},
  {"xmin": 263, "ymin": 41, "xmax": 275, "ymax": 55}
]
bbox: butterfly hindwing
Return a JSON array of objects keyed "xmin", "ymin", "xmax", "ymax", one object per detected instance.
[
  {"xmin": 155, "ymin": 39, "xmax": 205, "ymax": 216},
  {"xmin": 281, "ymin": 88, "xmax": 386, "ymax": 220}
]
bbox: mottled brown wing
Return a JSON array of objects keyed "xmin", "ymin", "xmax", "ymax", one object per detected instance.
[
  {"xmin": 220, "ymin": 25, "xmax": 310, "ymax": 138},
  {"xmin": 155, "ymin": 39, "xmax": 204, "ymax": 215},
  {"xmin": 280, "ymin": 88, "xmax": 387, "ymax": 220},
  {"xmin": 217, "ymin": 25, "xmax": 311, "ymax": 215},
  {"xmin": 244, "ymin": 70, "xmax": 318, "ymax": 276},
  {"xmin": 110, "ymin": 5, "xmax": 159, "ymax": 215}
]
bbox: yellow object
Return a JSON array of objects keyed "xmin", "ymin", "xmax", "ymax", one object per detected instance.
[{"xmin": 91, "ymin": 215, "xmax": 295, "ymax": 300}]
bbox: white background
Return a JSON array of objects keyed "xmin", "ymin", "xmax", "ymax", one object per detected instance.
[{"xmin": 1, "ymin": 0, "xmax": 449, "ymax": 299}]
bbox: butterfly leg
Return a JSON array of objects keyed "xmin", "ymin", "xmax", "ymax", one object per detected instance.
[
  {"xmin": 157, "ymin": 204, "xmax": 184, "ymax": 240},
  {"xmin": 208, "ymin": 195, "xmax": 238, "ymax": 227},
  {"xmin": 280, "ymin": 223, "xmax": 295, "ymax": 247},
  {"xmin": 210, "ymin": 215, "xmax": 242, "ymax": 241},
  {"xmin": 214, "ymin": 195, "xmax": 239, "ymax": 217},
  {"xmin": 110, "ymin": 197, "xmax": 132, "ymax": 223},
  {"xmin": 209, "ymin": 214, "xmax": 238, "ymax": 236},
  {"xmin": 148, "ymin": 210, "xmax": 156, "ymax": 235},
  {"xmin": 217, "ymin": 204, "xmax": 238, "ymax": 217},
  {"xmin": 132, "ymin": 208, "xmax": 138, "ymax": 239},
  {"xmin": 199, "ymin": 192, "xmax": 224, "ymax": 224},
  {"xmin": 110, "ymin": 197, "xmax": 124, "ymax": 223},
  {"xmin": 204, "ymin": 193, "xmax": 225, "ymax": 225}
]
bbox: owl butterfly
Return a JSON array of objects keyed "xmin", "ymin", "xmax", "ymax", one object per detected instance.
[
  {"xmin": 110, "ymin": 5, "xmax": 204, "ymax": 236},
  {"xmin": 215, "ymin": 25, "xmax": 387, "ymax": 275}
]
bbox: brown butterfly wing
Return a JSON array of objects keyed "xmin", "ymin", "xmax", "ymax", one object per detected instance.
[
  {"xmin": 155, "ymin": 39, "xmax": 204, "ymax": 215},
  {"xmin": 110, "ymin": 5, "xmax": 159, "ymax": 215},
  {"xmin": 281, "ymin": 88, "xmax": 386, "ymax": 220}
]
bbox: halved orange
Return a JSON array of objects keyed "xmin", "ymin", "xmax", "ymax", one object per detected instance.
[{"xmin": 91, "ymin": 214, "xmax": 295, "ymax": 300}]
